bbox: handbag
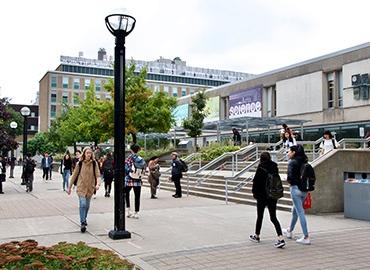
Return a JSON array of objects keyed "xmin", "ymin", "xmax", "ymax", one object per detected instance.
[
  {"xmin": 151, "ymin": 168, "xmax": 161, "ymax": 179},
  {"xmin": 0, "ymin": 174, "xmax": 5, "ymax": 182},
  {"xmin": 303, "ymin": 192, "xmax": 312, "ymax": 209}
]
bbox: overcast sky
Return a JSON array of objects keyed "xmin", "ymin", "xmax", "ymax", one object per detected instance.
[{"xmin": 1, "ymin": 0, "xmax": 370, "ymax": 104}]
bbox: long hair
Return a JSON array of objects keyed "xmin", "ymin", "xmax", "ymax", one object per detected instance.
[
  {"xmin": 81, "ymin": 147, "xmax": 95, "ymax": 161},
  {"xmin": 260, "ymin": 152, "xmax": 271, "ymax": 163}
]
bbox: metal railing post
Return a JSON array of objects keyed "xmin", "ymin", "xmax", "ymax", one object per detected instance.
[
  {"xmin": 187, "ymin": 173, "xmax": 189, "ymax": 197},
  {"xmin": 235, "ymin": 154, "xmax": 238, "ymax": 173},
  {"xmin": 225, "ymin": 177, "xmax": 228, "ymax": 205},
  {"xmin": 231, "ymin": 155, "xmax": 235, "ymax": 177}
]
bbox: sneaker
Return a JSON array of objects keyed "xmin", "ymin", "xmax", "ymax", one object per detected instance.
[
  {"xmin": 296, "ymin": 236, "xmax": 311, "ymax": 245},
  {"xmin": 274, "ymin": 239, "xmax": 286, "ymax": 248},
  {"xmin": 282, "ymin": 228, "xmax": 293, "ymax": 239},
  {"xmin": 127, "ymin": 209, "xmax": 133, "ymax": 218},
  {"xmin": 249, "ymin": 235, "xmax": 260, "ymax": 243},
  {"xmin": 151, "ymin": 195, "xmax": 157, "ymax": 199},
  {"xmin": 80, "ymin": 225, "xmax": 86, "ymax": 233},
  {"xmin": 132, "ymin": 212, "xmax": 139, "ymax": 219}
]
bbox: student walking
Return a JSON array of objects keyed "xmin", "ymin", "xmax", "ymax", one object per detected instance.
[
  {"xmin": 102, "ymin": 152, "xmax": 114, "ymax": 197},
  {"xmin": 41, "ymin": 152, "xmax": 52, "ymax": 180},
  {"xmin": 72, "ymin": 150, "xmax": 82, "ymax": 172},
  {"xmin": 319, "ymin": 130, "xmax": 340, "ymax": 155},
  {"xmin": 170, "ymin": 152, "xmax": 184, "ymax": 198},
  {"xmin": 283, "ymin": 131, "xmax": 297, "ymax": 160},
  {"xmin": 9, "ymin": 156, "xmax": 16, "ymax": 178},
  {"xmin": 249, "ymin": 152, "xmax": 285, "ymax": 248},
  {"xmin": 24, "ymin": 153, "xmax": 36, "ymax": 193},
  {"xmin": 67, "ymin": 147, "xmax": 100, "ymax": 233},
  {"xmin": 60, "ymin": 152, "xmax": 72, "ymax": 191},
  {"xmin": 125, "ymin": 144, "xmax": 145, "ymax": 219},
  {"xmin": 0, "ymin": 156, "xmax": 6, "ymax": 194},
  {"xmin": 283, "ymin": 145, "xmax": 311, "ymax": 245},
  {"xmin": 148, "ymin": 156, "xmax": 161, "ymax": 199}
]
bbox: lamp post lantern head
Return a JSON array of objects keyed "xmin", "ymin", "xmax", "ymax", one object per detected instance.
[
  {"xmin": 20, "ymin": 106, "xmax": 31, "ymax": 117},
  {"xmin": 10, "ymin": 121, "xmax": 18, "ymax": 129},
  {"xmin": 105, "ymin": 13, "xmax": 136, "ymax": 37}
]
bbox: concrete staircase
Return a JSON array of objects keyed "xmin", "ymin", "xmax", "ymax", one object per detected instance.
[{"xmin": 142, "ymin": 162, "xmax": 292, "ymax": 211}]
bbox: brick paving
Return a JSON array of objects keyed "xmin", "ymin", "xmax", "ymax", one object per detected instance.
[{"xmin": 141, "ymin": 228, "xmax": 370, "ymax": 270}]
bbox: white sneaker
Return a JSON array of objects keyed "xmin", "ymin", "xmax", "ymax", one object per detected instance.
[
  {"xmin": 127, "ymin": 209, "xmax": 133, "ymax": 218},
  {"xmin": 282, "ymin": 228, "xmax": 293, "ymax": 239},
  {"xmin": 296, "ymin": 236, "xmax": 311, "ymax": 245},
  {"xmin": 132, "ymin": 212, "xmax": 139, "ymax": 219}
]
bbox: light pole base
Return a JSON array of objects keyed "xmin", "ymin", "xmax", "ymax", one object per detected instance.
[{"xmin": 108, "ymin": 229, "xmax": 131, "ymax": 240}]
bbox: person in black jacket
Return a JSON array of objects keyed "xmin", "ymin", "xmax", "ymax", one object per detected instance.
[
  {"xmin": 283, "ymin": 145, "xmax": 311, "ymax": 245},
  {"xmin": 170, "ymin": 152, "xmax": 183, "ymax": 198},
  {"xmin": 0, "ymin": 156, "xmax": 6, "ymax": 194},
  {"xmin": 102, "ymin": 152, "xmax": 114, "ymax": 197},
  {"xmin": 249, "ymin": 152, "xmax": 285, "ymax": 248},
  {"xmin": 60, "ymin": 152, "xmax": 73, "ymax": 191}
]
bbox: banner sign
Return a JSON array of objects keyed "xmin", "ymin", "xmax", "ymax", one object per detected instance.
[
  {"xmin": 204, "ymin": 96, "xmax": 220, "ymax": 123},
  {"xmin": 229, "ymin": 86, "xmax": 262, "ymax": 118},
  {"xmin": 173, "ymin": 104, "xmax": 189, "ymax": 127}
]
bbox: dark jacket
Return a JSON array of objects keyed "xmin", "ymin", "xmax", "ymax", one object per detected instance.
[
  {"xmin": 171, "ymin": 159, "xmax": 183, "ymax": 178},
  {"xmin": 60, "ymin": 157, "xmax": 72, "ymax": 173},
  {"xmin": 41, "ymin": 156, "xmax": 53, "ymax": 168},
  {"xmin": 287, "ymin": 156, "xmax": 307, "ymax": 186},
  {"xmin": 252, "ymin": 160, "xmax": 279, "ymax": 200}
]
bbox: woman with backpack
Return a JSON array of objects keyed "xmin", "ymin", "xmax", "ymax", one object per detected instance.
[
  {"xmin": 148, "ymin": 156, "xmax": 161, "ymax": 199},
  {"xmin": 283, "ymin": 145, "xmax": 311, "ymax": 245},
  {"xmin": 60, "ymin": 151, "xmax": 72, "ymax": 191},
  {"xmin": 249, "ymin": 152, "xmax": 285, "ymax": 248},
  {"xmin": 125, "ymin": 144, "xmax": 146, "ymax": 219},
  {"xmin": 102, "ymin": 152, "xmax": 114, "ymax": 197},
  {"xmin": 319, "ymin": 130, "xmax": 340, "ymax": 155},
  {"xmin": 67, "ymin": 147, "xmax": 100, "ymax": 233}
]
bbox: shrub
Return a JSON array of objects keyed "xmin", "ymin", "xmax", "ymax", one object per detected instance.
[
  {"xmin": 200, "ymin": 143, "xmax": 240, "ymax": 161},
  {"xmin": 0, "ymin": 240, "xmax": 136, "ymax": 270}
]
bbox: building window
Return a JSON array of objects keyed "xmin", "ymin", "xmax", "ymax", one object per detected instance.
[
  {"xmin": 50, "ymin": 105, "xmax": 56, "ymax": 118},
  {"xmin": 338, "ymin": 71, "xmax": 343, "ymax": 107},
  {"xmin": 73, "ymin": 78, "xmax": 80, "ymax": 90},
  {"xmin": 30, "ymin": 125, "xmax": 35, "ymax": 131},
  {"xmin": 164, "ymin": 86, "xmax": 169, "ymax": 93},
  {"xmin": 73, "ymin": 94, "xmax": 80, "ymax": 104},
  {"xmin": 51, "ymin": 93, "xmax": 57, "ymax": 103},
  {"xmin": 85, "ymin": 79, "xmax": 90, "ymax": 90},
  {"xmin": 181, "ymin": 87, "xmax": 187, "ymax": 96},
  {"xmin": 62, "ymin": 93, "xmax": 68, "ymax": 103},
  {"xmin": 31, "ymin": 112, "xmax": 36, "ymax": 117},
  {"xmin": 63, "ymin": 77, "xmax": 69, "ymax": 89},
  {"xmin": 96, "ymin": 80, "xmax": 101, "ymax": 91},
  {"xmin": 51, "ymin": 76, "xmax": 57, "ymax": 88},
  {"xmin": 106, "ymin": 94, "xmax": 112, "ymax": 100},
  {"xmin": 173, "ymin": 90, "xmax": 178, "ymax": 97},
  {"xmin": 327, "ymin": 72, "xmax": 334, "ymax": 108},
  {"xmin": 96, "ymin": 94, "xmax": 101, "ymax": 100}
]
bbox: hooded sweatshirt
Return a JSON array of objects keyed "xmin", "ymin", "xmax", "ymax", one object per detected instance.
[{"xmin": 252, "ymin": 160, "xmax": 279, "ymax": 200}]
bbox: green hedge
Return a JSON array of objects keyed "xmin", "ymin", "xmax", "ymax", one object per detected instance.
[{"xmin": 200, "ymin": 143, "xmax": 240, "ymax": 161}]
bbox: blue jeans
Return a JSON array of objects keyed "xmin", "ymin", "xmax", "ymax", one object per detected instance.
[
  {"xmin": 289, "ymin": 185, "xmax": 309, "ymax": 237},
  {"xmin": 62, "ymin": 169, "xmax": 71, "ymax": 190},
  {"xmin": 79, "ymin": 196, "xmax": 91, "ymax": 225}
]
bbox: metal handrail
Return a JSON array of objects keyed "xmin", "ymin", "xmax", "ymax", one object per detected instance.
[
  {"xmin": 193, "ymin": 152, "xmax": 232, "ymax": 175},
  {"xmin": 338, "ymin": 137, "xmax": 370, "ymax": 149},
  {"xmin": 231, "ymin": 159, "xmax": 260, "ymax": 179}
]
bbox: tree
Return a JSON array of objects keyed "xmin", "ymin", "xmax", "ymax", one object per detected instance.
[
  {"xmin": 0, "ymin": 98, "xmax": 22, "ymax": 155},
  {"xmin": 183, "ymin": 90, "xmax": 209, "ymax": 151},
  {"xmin": 104, "ymin": 63, "xmax": 176, "ymax": 143}
]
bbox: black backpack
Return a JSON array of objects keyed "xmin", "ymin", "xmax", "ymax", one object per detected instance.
[
  {"xmin": 262, "ymin": 167, "xmax": 284, "ymax": 200},
  {"xmin": 179, "ymin": 159, "xmax": 188, "ymax": 172},
  {"xmin": 73, "ymin": 160, "xmax": 97, "ymax": 186},
  {"xmin": 25, "ymin": 159, "xmax": 35, "ymax": 174},
  {"xmin": 298, "ymin": 163, "xmax": 316, "ymax": 192}
]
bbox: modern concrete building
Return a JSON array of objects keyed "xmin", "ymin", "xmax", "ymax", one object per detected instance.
[
  {"xmin": 177, "ymin": 42, "xmax": 370, "ymax": 141},
  {"xmin": 39, "ymin": 50, "xmax": 253, "ymax": 131}
]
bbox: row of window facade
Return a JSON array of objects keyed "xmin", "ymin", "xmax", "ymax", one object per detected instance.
[
  {"xmin": 51, "ymin": 76, "xmax": 104, "ymax": 91},
  {"xmin": 60, "ymin": 64, "xmax": 229, "ymax": 87}
]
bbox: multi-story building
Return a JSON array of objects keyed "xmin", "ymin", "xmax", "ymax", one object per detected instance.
[
  {"xmin": 177, "ymin": 42, "xmax": 370, "ymax": 142},
  {"xmin": 39, "ymin": 50, "xmax": 253, "ymax": 131},
  {"xmin": 9, "ymin": 104, "xmax": 39, "ymax": 137}
]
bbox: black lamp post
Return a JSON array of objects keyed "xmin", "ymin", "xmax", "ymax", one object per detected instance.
[
  {"xmin": 9, "ymin": 121, "xmax": 18, "ymax": 179},
  {"xmin": 20, "ymin": 107, "xmax": 30, "ymax": 185},
  {"xmin": 105, "ymin": 12, "xmax": 136, "ymax": 240}
]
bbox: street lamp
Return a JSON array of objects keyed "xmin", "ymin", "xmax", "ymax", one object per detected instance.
[
  {"xmin": 105, "ymin": 12, "xmax": 136, "ymax": 240},
  {"xmin": 20, "ymin": 107, "xmax": 30, "ymax": 185},
  {"xmin": 9, "ymin": 121, "xmax": 18, "ymax": 178}
]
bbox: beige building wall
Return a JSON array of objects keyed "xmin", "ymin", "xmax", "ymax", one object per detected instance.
[
  {"xmin": 39, "ymin": 75, "xmax": 50, "ymax": 132},
  {"xmin": 343, "ymin": 59, "xmax": 370, "ymax": 108},
  {"xmin": 276, "ymin": 71, "xmax": 323, "ymax": 116}
]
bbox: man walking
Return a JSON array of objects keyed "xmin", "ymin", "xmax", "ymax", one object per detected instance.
[
  {"xmin": 9, "ymin": 156, "xmax": 16, "ymax": 178},
  {"xmin": 170, "ymin": 152, "xmax": 183, "ymax": 198},
  {"xmin": 41, "ymin": 152, "xmax": 52, "ymax": 180},
  {"xmin": 24, "ymin": 153, "xmax": 36, "ymax": 192}
]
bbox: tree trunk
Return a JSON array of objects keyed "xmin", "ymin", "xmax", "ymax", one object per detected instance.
[{"xmin": 194, "ymin": 136, "xmax": 198, "ymax": 152}]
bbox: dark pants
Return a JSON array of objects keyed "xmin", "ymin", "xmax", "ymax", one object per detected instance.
[
  {"xmin": 255, "ymin": 198, "xmax": 282, "ymax": 236},
  {"xmin": 10, "ymin": 166, "xmax": 15, "ymax": 178},
  {"xmin": 104, "ymin": 175, "xmax": 113, "ymax": 195},
  {"xmin": 0, "ymin": 179, "xmax": 3, "ymax": 194},
  {"xmin": 125, "ymin": 186, "xmax": 141, "ymax": 212},
  {"xmin": 172, "ymin": 175, "xmax": 182, "ymax": 197},
  {"xmin": 42, "ymin": 167, "xmax": 50, "ymax": 180},
  {"xmin": 25, "ymin": 173, "xmax": 34, "ymax": 192},
  {"xmin": 148, "ymin": 175, "xmax": 159, "ymax": 196}
]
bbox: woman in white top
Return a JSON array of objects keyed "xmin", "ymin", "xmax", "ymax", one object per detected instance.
[
  {"xmin": 283, "ymin": 131, "xmax": 297, "ymax": 160},
  {"xmin": 319, "ymin": 130, "xmax": 340, "ymax": 155}
]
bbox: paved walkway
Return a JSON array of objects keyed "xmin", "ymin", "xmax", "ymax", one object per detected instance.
[{"xmin": 1, "ymin": 166, "xmax": 370, "ymax": 269}]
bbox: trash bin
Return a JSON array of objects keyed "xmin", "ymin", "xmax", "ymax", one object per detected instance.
[{"xmin": 344, "ymin": 172, "xmax": 370, "ymax": 221}]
